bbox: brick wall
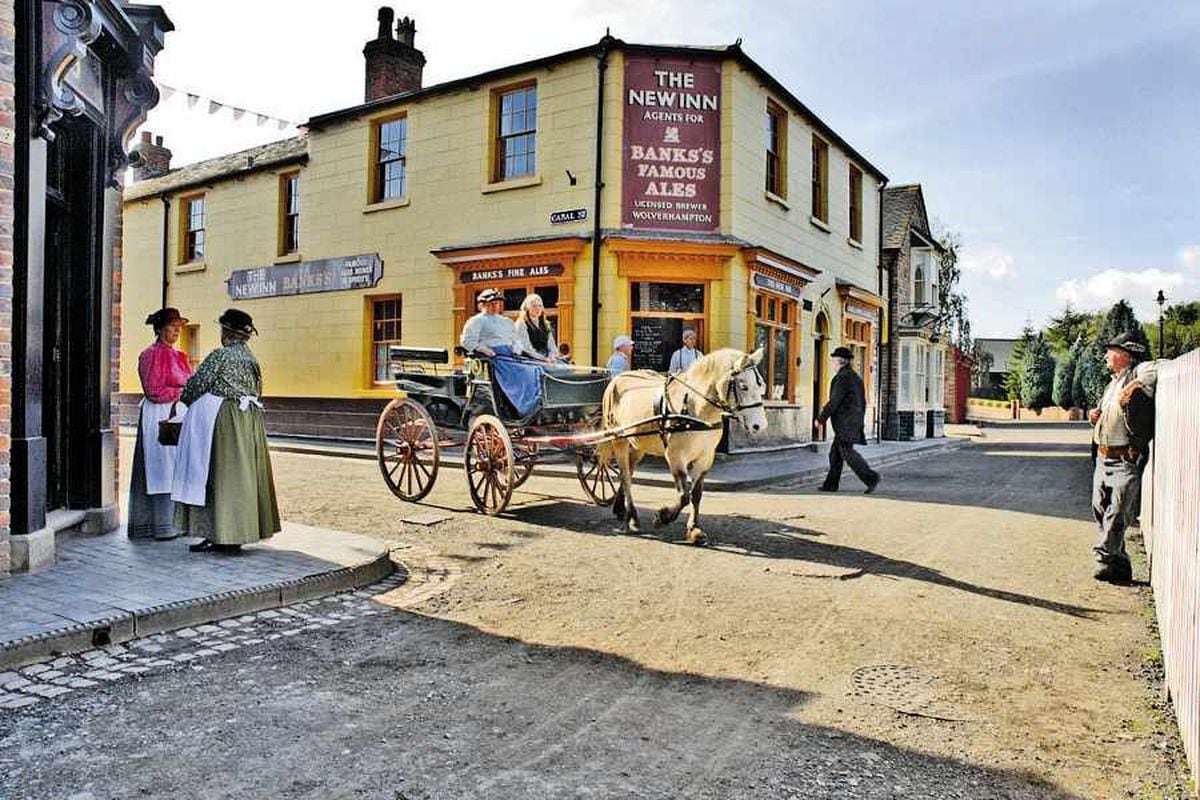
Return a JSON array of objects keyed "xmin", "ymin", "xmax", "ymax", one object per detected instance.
[{"xmin": 0, "ymin": 0, "xmax": 15, "ymax": 575}]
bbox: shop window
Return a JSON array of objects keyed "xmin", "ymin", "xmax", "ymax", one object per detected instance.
[
  {"xmin": 754, "ymin": 294, "xmax": 795, "ymax": 401},
  {"xmin": 371, "ymin": 296, "xmax": 403, "ymax": 384},
  {"xmin": 630, "ymin": 282, "xmax": 705, "ymax": 372},
  {"xmin": 811, "ymin": 135, "xmax": 828, "ymax": 223},
  {"xmin": 494, "ymin": 83, "xmax": 537, "ymax": 182},
  {"xmin": 472, "ymin": 282, "xmax": 558, "ymax": 338},
  {"xmin": 843, "ymin": 317, "xmax": 873, "ymax": 396},
  {"xmin": 181, "ymin": 194, "xmax": 205, "ymax": 263},
  {"xmin": 373, "ymin": 116, "xmax": 408, "ymax": 202},
  {"xmin": 848, "ymin": 165, "xmax": 863, "ymax": 243},
  {"xmin": 765, "ymin": 101, "xmax": 787, "ymax": 198},
  {"xmin": 279, "ymin": 172, "xmax": 300, "ymax": 255}
]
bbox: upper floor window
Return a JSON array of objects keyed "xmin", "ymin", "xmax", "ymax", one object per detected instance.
[
  {"xmin": 811, "ymin": 135, "xmax": 829, "ymax": 223},
  {"xmin": 182, "ymin": 195, "xmax": 206, "ymax": 263},
  {"xmin": 280, "ymin": 172, "xmax": 300, "ymax": 255},
  {"xmin": 374, "ymin": 116, "xmax": 408, "ymax": 202},
  {"xmin": 494, "ymin": 84, "xmax": 537, "ymax": 181},
  {"xmin": 765, "ymin": 102, "xmax": 787, "ymax": 198},
  {"xmin": 848, "ymin": 164, "xmax": 863, "ymax": 243},
  {"xmin": 912, "ymin": 248, "xmax": 936, "ymax": 307}
]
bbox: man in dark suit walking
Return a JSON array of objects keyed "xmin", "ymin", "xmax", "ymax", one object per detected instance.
[{"xmin": 814, "ymin": 346, "xmax": 880, "ymax": 494}]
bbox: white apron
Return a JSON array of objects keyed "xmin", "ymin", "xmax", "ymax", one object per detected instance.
[
  {"xmin": 139, "ymin": 399, "xmax": 188, "ymax": 495},
  {"xmin": 171, "ymin": 393, "xmax": 225, "ymax": 507}
]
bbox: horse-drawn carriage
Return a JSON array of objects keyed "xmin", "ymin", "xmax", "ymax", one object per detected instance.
[{"xmin": 375, "ymin": 344, "xmax": 768, "ymax": 541}]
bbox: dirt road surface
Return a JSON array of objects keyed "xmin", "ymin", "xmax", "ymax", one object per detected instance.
[{"xmin": 1, "ymin": 424, "xmax": 1190, "ymax": 799}]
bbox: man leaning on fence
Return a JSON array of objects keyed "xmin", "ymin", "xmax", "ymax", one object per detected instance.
[{"xmin": 1088, "ymin": 331, "xmax": 1156, "ymax": 584}]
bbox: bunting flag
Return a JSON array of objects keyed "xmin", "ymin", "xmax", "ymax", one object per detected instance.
[{"xmin": 155, "ymin": 81, "xmax": 299, "ymax": 130}]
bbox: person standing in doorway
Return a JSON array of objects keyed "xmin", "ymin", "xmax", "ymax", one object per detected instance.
[
  {"xmin": 668, "ymin": 328, "xmax": 703, "ymax": 374},
  {"xmin": 1088, "ymin": 332, "xmax": 1155, "ymax": 584},
  {"xmin": 607, "ymin": 335, "xmax": 634, "ymax": 374},
  {"xmin": 128, "ymin": 308, "xmax": 192, "ymax": 540},
  {"xmin": 814, "ymin": 346, "xmax": 880, "ymax": 494}
]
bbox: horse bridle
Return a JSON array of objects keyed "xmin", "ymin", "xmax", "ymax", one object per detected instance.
[{"xmin": 668, "ymin": 363, "xmax": 766, "ymax": 421}]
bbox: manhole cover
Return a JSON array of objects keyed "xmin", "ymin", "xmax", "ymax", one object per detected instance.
[{"xmin": 848, "ymin": 664, "xmax": 972, "ymax": 721}]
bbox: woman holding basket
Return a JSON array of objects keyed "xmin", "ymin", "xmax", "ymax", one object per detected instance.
[{"xmin": 128, "ymin": 308, "xmax": 192, "ymax": 540}]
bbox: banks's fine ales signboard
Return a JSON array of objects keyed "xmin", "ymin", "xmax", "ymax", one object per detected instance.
[{"xmin": 622, "ymin": 55, "xmax": 722, "ymax": 233}]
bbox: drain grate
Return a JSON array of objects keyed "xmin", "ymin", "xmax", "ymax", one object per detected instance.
[{"xmin": 848, "ymin": 664, "xmax": 972, "ymax": 721}]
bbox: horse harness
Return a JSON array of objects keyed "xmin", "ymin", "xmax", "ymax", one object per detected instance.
[{"xmin": 651, "ymin": 364, "xmax": 766, "ymax": 447}]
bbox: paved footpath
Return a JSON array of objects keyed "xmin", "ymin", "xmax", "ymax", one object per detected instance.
[{"xmin": 0, "ymin": 523, "xmax": 393, "ymax": 669}]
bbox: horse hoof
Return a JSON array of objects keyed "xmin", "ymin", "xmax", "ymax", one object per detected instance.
[
  {"xmin": 686, "ymin": 528, "xmax": 708, "ymax": 546},
  {"xmin": 628, "ymin": 517, "xmax": 641, "ymax": 534}
]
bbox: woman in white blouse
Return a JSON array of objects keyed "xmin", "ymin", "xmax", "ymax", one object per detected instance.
[{"xmin": 513, "ymin": 293, "xmax": 559, "ymax": 362}]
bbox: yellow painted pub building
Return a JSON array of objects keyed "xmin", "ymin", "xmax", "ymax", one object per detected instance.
[{"xmin": 119, "ymin": 11, "xmax": 889, "ymax": 448}]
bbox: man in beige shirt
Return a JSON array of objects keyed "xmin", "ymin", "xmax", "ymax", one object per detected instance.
[{"xmin": 1087, "ymin": 332, "xmax": 1155, "ymax": 584}]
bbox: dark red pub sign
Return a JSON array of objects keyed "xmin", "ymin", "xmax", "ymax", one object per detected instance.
[{"xmin": 621, "ymin": 55, "xmax": 722, "ymax": 233}]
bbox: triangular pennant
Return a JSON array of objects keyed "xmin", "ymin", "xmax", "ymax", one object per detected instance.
[
  {"xmin": 232, "ymin": 107, "xmax": 246, "ymax": 121},
  {"xmin": 208, "ymin": 100, "xmax": 223, "ymax": 114},
  {"xmin": 276, "ymin": 119, "xmax": 288, "ymax": 130},
  {"xmin": 256, "ymin": 114, "xmax": 268, "ymax": 126},
  {"xmin": 160, "ymin": 86, "xmax": 176, "ymax": 102},
  {"xmin": 186, "ymin": 93, "xmax": 199, "ymax": 108}
]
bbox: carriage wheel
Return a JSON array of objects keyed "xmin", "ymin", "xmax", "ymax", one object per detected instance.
[
  {"xmin": 512, "ymin": 443, "xmax": 538, "ymax": 489},
  {"xmin": 465, "ymin": 415, "xmax": 515, "ymax": 516},
  {"xmin": 575, "ymin": 446, "xmax": 621, "ymax": 506},
  {"xmin": 376, "ymin": 398, "xmax": 440, "ymax": 502}
]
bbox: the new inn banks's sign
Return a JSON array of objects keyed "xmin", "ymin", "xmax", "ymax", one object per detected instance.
[
  {"xmin": 226, "ymin": 253, "xmax": 383, "ymax": 299},
  {"xmin": 622, "ymin": 55, "xmax": 721, "ymax": 233}
]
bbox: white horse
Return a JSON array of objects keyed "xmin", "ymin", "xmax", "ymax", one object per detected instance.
[{"xmin": 598, "ymin": 348, "xmax": 768, "ymax": 545}]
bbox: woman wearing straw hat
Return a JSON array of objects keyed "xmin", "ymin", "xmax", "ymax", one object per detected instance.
[
  {"xmin": 173, "ymin": 309, "xmax": 281, "ymax": 553},
  {"xmin": 128, "ymin": 307, "xmax": 192, "ymax": 540}
]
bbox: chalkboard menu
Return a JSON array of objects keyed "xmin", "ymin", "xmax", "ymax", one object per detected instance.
[{"xmin": 632, "ymin": 317, "xmax": 685, "ymax": 372}]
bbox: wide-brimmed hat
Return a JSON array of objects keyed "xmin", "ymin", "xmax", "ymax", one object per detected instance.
[
  {"xmin": 145, "ymin": 307, "xmax": 188, "ymax": 328},
  {"xmin": 831, "ymin": 346, "xmax": 854, "ymax": 360},
  {"xmin": 218, "ymin": 308, "xmax": 258, "ymax": 336},
  {"xmin": 477, "ymin": 288, "xmax": 503, "ymax": 304},
  {"xmin": 1105, "ymin": 331, "xmax": 1148, "ymax": 359},
  {"xmin": 613, "ymin": 335, "xmax": 634, "ymax": 350}
]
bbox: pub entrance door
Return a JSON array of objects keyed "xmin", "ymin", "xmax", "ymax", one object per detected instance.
[{"xmin": 42, "ymin": 116, "xmax": 104, "ymax": 512}]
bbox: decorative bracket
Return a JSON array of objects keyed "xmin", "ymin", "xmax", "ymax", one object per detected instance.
[{"xmin": 36, "ymin": 0, "xmax": 103, "ymax": 141}]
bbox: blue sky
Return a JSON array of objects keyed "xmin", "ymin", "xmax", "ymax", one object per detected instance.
[{"xmin": 134, "ymin": 0, "xmax": 1200, "ymax": 336}]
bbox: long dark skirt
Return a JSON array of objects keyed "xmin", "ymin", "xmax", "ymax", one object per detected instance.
[{"xmin": 128, "ymin": 411, "xmax": 177, "ymax": 539}]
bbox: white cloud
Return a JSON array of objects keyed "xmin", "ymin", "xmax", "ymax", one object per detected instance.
[
  {"xmin": 1055, "ymin": 268, "xmax": 1189, "ymax": 318},
  {"xmin": 1181, "ymin": 245, "xmax": 1200, "ymax": 270},
  {"xmin": 960, "ymin": 247, "xmax": 1015, "ymax": 280}
]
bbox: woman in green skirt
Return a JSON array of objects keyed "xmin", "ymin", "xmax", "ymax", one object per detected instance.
[{"xmin": 172, "ymin": 309, "xmax": 281, "ymax": 552}]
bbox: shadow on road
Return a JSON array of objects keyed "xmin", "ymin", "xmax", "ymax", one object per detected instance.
[{"xmin": 0, "ymin": 606, "xmax": 1084, "ymax": 800}]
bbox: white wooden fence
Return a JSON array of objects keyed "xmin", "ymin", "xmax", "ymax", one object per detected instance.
[{"xmin": 1140, "ymin": 348, "xmax": 1200, "ymax": 791}]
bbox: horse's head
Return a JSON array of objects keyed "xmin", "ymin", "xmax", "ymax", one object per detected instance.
[{"xmin": 723, "ymin": 348, "xmax": 769, "ymax": 435}]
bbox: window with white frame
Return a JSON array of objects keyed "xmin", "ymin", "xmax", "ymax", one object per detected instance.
[
  {"xmin": 935, "ymin": 349, "xmax": 946, "ymax": 407},
  {"xmin": 899, "ymin": 342, "xmax": 912, "ymax": 408},
  {"xmin": 916, "ymin": 342, "xmax": 927, "ymax": 408},
  {"xmin": 912, "ymin": 249, "xmax": 930, "ymax": 307}
]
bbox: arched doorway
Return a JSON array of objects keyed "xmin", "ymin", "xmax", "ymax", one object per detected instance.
[{"xmin": 812, "ymin": 311, "xmax": 829, "ymax": 439}]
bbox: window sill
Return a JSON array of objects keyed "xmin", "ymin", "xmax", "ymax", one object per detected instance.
[
  {"xmin": 274, "ymin": 252, "xmax": 303, "ymax": 264},
  {"xmin": 764, "ymin": 190, "xmax": 790, "ymax": 210},
  {"xmin": 809, "ymin": 215, "xmax": 831, "ymax": 234},
  {"xmin": 364, "ymin": 197, "xmax": 410, "ymax": 214},
  {"xmin": 175, "ymin": 261, "xmax": 207, "ymax": 274},
  {"xmin": 847, "ymin": 237, "xmax": 863, "ymax": 250},
  {"xmin": 482, "ymin": 174, "xmax": 542, "ymax": 194}
]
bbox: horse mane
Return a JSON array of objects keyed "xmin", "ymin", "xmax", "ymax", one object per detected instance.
[{"xmin": 681, "ymin": 349, "xmax": 746, "ymax": 399}]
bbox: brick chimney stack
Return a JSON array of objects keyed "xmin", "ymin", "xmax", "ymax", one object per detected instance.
[
  {"xmin": 363, "ymin": 7, "xmax": 425, "ymax": 102},
  {"xmin": 130, "ymin": 131, "xmax": 172, "ymax": 182}
]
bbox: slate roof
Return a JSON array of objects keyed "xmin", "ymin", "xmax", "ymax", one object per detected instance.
[
  {"xmin": 882, "ymin": 184, "xmax": 935, "ymax": 251},
  {"xmin": 125, "ymin": 136, "xmax": 309, "ymax": 201},
  {"xmin": 975, "ymin": 338, "xmax": 1020, "ymax": 372}
]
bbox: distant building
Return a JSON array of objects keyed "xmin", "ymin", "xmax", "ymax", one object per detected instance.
[
  {"xmin": 974, "ymin": 338, "xmax": 1021, "ymax": 391},
  {"xmin": 880, "ymin": 184, "xmax": 947, "ymax": 440}
]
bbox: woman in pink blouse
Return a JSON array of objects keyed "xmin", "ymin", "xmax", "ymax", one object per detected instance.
[{"xmin": 129, "ymin": 307, "xmax": 193, "ymax": 539}]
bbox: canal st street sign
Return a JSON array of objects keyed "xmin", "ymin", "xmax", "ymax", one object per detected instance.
[
  {"xmin": 550, "ymin": 208, "xmax": 587, "ymax": 224},
  {"xmin": 227, "ymin": 253, "xmax": 383, "ymax": 299},
  {"xmin": 752, "ymin": 272, "xmax": 804, "ymax": 300},
  {"xmin": 461, "ymin": 264, "xmax": 564, "ymax": 284},
  {"xmin": 622, "ymin": 54, "xmax": 722, "ymax": 233}
]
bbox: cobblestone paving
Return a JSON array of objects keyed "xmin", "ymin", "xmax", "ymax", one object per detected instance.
[{"xmin": 0, "ymin": 571, "xmax": 409, "ymax": 713}]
